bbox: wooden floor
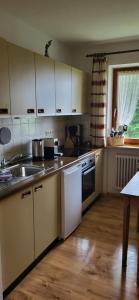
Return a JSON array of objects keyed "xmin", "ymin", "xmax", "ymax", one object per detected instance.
[{"xmin": 5, "ymin": 196, "xmax": 139, "ymax": 300}]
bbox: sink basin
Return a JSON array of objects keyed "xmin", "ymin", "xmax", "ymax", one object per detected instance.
[{"xmin": 5, "ymin": 164, "xmax": 45, "ymax": 178}]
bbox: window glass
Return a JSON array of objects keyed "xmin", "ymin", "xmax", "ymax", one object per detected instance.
[
  {"xmin": 125, "ymin": 98, "xmax": 139, "ymax": 138},
  {"xmin": 112, "ymin": 67, "xmax": 139, "ymax": 141}
]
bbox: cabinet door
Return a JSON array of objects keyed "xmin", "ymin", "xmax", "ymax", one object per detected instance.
[
  {"xmin": 35, "ymin": 54, "xmax": 55, "ymax": 116},
  {"xmin": 8, "ymin": 43, "xmax": 36, "ymax": 116},
  {"xmin": 95, "ymin": 149, "xmax": 104, "ymax": 195},
  {"xmin": 33, "ymin": 174, "xmax": 59, "ymax": 258},
  {"xmin": 71, "ymin": 68, "xmax": 88, "ymax": 114},
  {"xmin": 0, "ymin": 38, "xmax": 10, "ymax": 116},
  {"xmin": 55, "ymin": 61, "xmax": 71, "ymax": 115},
  {"xmin": 0, "ymin": 187, "xmax": 34, "ymax": 290}
]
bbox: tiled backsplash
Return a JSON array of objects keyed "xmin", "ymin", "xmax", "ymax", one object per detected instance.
[{"xmin": 0, "ymin": 115, "xmax": 91, "ymax": 161}]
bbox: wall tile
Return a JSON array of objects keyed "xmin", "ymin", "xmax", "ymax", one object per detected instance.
[{"xmin": 0, "ymin": 115, "xmax": 90, "ymax": 159}]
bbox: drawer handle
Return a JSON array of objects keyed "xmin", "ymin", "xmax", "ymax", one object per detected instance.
[
  {"xmin": 56, "ymin": 109, "xmax": 62, "ymax": 113},
  {"xmin": 72, "ymin": 109, "xmax": 76, "ymax": 113},
  {"xmin": 38, "ymin": 109, "xmax": 44, "ymax": 113},
  {"xmin": 27, "ymin": 109, "xmax": 35, "ymax": 114},
  {"xmin": 34, "ymin": 184, "xmax": 43, "ymax": 192},
  {"xmin": 22, "ymin": 191, "xmax": 31, "ymax": 198},
  {"xmin": 0, "ymin": 108, "xmax": 8, "ymax": 114}
]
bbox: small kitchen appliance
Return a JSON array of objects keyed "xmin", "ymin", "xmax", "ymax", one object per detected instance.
[
  {"xmin": 32, "ymin": 139, "xmax": 44, "ymax": 160},
  {"xmin": 44, "ymin": 138, "xmax": 63, "ymax": 159},
  {"xmin": 65, "ymin": 125, "xmax": 83, "ymax": 147}
]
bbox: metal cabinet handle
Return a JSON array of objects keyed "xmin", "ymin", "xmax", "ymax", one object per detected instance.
[
  {"xmin": 72, "ymin": 109, "xmax": 76, "ymax": 113},
  {"xmin": 38, "ymin": 109, "xmax": 44, "ymax": 114},
  {"xmin": 21, "ymin": 191, "xmax": 31, "ymax": 198},
  {"xmin": 0, "ymin": 108, "xmax": 8, "ymax": 114},
  {"xmin": 56, "ymin": 109, "xmax": 62, "ymax": 113},
  {"xmin": 83, "ymin": 166, "xmax": 95, "ymax": 176},
  {"xmin": 34, "ymin": 184, "xmax": 43, "ymax": 192},
  {"xmin": 27, "ymin": 109, "xmax": 35, "ymax": 114}
]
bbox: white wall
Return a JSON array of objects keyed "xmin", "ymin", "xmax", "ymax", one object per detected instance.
[
  {"xmin": 71, "ymin": 39, "xmax": 139, "ymax": 72},
  {"xmin": 0, "ymin": 9, "xmax": 72, "ymax": 65}
]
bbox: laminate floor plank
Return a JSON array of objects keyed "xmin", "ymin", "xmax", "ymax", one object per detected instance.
[{"xmin": 5, "ymin": 196, "xmax": 139, "ymax": 300}]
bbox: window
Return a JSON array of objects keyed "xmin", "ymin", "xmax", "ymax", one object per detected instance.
[{"xmin": 112, "ymin": 67, "xmax": 139, "ymax": 144}]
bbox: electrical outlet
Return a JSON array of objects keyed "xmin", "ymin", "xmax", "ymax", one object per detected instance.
[{"xmin": 45, "ymin": 130, "xmax": 55, "ymax": 138}]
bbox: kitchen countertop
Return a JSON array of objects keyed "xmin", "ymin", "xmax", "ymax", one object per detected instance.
[{"xmin": 0, "ymin": 148, "xmax": 101, "ymax": 200}]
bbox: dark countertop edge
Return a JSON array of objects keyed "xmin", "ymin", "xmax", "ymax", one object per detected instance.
[{"xmin": 0, "ymin": 148, "xmax": 102, "ymax": 200}]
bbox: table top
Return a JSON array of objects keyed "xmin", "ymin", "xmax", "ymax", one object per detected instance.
[{"xmin": 121, "ymin": 171, "xmax": 139, "ymax": 197}]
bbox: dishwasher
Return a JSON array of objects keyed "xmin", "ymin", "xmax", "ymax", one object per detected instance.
[{"xmin": 61, "ymin": 163, "xmax": 82, "ymax": 239}]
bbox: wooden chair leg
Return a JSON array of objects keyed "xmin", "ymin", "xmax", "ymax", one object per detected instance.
[{"xmin": 122, "ymin": 198, "xmax": 130, "ymax": 268}]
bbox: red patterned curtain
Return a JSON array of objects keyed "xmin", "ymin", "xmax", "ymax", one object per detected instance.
[{"xmin": 90, "ymin": 56, "xmax": 107, "ymax": 147}]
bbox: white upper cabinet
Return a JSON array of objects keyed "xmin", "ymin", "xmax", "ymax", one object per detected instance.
[
  {"xmin": 71, "ymin": 68, "xmax": 88, "ymax": 114},
  {"xmin": 0, "ymin": 38, "xmax": 11, "ymax": 116},
  {"xmin": 8, "ymin": 43, "xmax": 36, "ymax": 116},
  {"xmin": 55, "ymin": 61, "xmax": 72, "ymax": 115},
  {"xmin": 35, "ymin": 54, "xmax": 55, "ymax": 116},
  {"xmin": 0, "ymin": 38, "xmax": 88, "ymax": 117}
]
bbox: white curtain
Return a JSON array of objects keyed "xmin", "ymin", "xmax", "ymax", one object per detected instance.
[{"xmin": 117, "ymin": 70, "xmax": 139, "ymax": 128}]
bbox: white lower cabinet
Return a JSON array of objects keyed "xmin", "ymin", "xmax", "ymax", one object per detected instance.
[
  {"xmin": 0, "ymin": 173, "xmax": 59, "ymax": 290},
  {"xmin": 0, "ymin": 187, "xmax": 34, "ymax": 290},
  {"xmin": 33, "ymin": 173, "xmax": 59, "ymax": 258}
]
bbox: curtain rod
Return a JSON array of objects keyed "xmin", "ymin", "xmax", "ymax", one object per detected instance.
[{"xmin": 86, "ymin": 49, "xmax": 139, "ymax": 58}]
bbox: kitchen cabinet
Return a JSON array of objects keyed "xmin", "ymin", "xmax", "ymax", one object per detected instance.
[
  {"xmin": 33, "ymin": 173, "xmax": 60, "ymax": 258},
  {"xmin": 95, "ymin": 149, "xmax": 104, "ymax": 196},
  {"xmin": 0, "ymin": 38, "xmax": 89, "ymax": 118},
  {"xmin": 55, "ymin": 61, "xmax": 72, "ymax": 115},
  {"xmin": 35, "ymin": 54, "xmax": 55, "ymax": 116},
  {"xmin": 8, "ymin": 43, "xmax": 36, "ymax": 116},
  {"xmin": 0, "ymin": 172, "xmax": 60, "ymax": 290},
  {"xmin": 0, "ymin": 187, "xmax": 34, "ymax": 290},
  {"xmin": 71, "ymin": 68, "xmax": 88, "ymax": 114},
  {"xmin": 0, "ymin": 38, "xmax": 10, "ymax": 116}
]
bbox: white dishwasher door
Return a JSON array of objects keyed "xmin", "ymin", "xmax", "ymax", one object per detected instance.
[{"xmin": 61, "ymin": 163, "xmax": 82, "ymax": 239}]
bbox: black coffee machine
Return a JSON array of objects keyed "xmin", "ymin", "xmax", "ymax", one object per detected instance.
[{"xmin": 65, "ymin": 125, "xmax": 83, "ymax": 147}]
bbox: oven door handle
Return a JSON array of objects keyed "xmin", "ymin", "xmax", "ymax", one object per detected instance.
[{"xmin": 83, "ymin": 165, "xmax": 95, "ymax": 176}]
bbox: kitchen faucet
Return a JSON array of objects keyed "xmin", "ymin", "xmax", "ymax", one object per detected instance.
[{"xmin": 0, "ymin": 154, "xmax": 23, "ymax": 168}]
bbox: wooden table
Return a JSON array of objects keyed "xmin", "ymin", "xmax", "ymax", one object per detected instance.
[{"xmin": 121, "ymin": 172, "xmax": 139, "ymax": 285}]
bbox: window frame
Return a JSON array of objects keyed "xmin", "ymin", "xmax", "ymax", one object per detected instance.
[{"xmin": 112, "ymin": 66, "xmax": 139, "ymax": 145}]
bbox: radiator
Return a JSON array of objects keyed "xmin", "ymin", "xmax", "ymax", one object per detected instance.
[{"xmin": 116, "ymin": 154, "xmax": 139, "ymax": 190}]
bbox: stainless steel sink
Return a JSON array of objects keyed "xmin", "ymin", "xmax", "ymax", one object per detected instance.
[{"xmin": 5, "ymin": 164, "xmax": 45, "ymax": 178}]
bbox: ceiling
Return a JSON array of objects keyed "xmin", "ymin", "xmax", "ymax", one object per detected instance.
[{"xmin": 0, "ymin": 0, "xmax": 139, "ymax": 45}]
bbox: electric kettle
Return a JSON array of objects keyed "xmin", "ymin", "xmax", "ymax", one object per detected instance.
[{"xmin": 32, "ymin": 139, "xmax": 44, "ymax": 160}]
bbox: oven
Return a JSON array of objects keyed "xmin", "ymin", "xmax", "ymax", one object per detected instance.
[{"xmin": 82, "ymin": 155, "xmax": 95, "ymax": 202}]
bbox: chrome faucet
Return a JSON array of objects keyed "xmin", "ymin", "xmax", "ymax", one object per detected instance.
[
  {"xmin": 1, "ymin": 157, "xmax": 6, "ymax": 169},
  {"xmin": 0, "ymin": 154, "xmax": 23, "ymax": 168}
]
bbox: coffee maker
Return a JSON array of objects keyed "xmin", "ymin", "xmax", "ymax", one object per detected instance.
[
  {"xmin": 65, "ymin": 125, "xmax": 83, "ymax": 147},
  {"xmin": 44, "ymin": 138, "xmax": 63, "ymax": 159}
]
